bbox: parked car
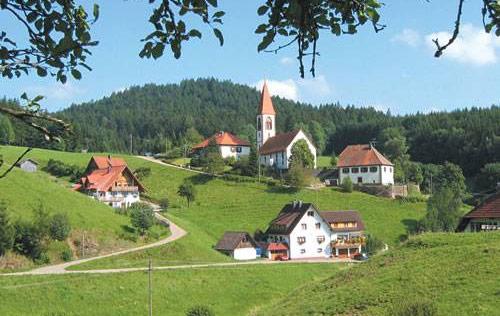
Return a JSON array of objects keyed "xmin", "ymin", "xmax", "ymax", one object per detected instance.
[{"xmin": 353, "ymin": 253, "xmax": 369, "ymax": 261}]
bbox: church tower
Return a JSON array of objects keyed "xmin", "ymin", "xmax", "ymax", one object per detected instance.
[{"xmin": 256, "ymin": 82, "xmax": 276, "ymax": 149}]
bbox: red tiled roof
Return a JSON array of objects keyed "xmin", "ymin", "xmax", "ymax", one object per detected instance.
[
  {"xmin": 320, "ymin": 210, "xmax": 365, "ymax": 232},
  {"xmin": 77, "ymin": 156, "xmax": 144, "ymax": 193},
  {"xmin": 337, "ymin": 144, "xmax": 392, "ymax": 167},
  {"xmin": 192, "ymin": 131, "xmax": 250, "ymax": 150},
  {"xmin": 259, "ymin": 130, "xmax": 299, "ymax": 155},
  {"xmin": 267, "ymin": 242, "xmax": 288, "ymax": 251},
  {"xmin": 266, "ymin": 202, "xmax": 316, "ymax": 235},
  {"xmin": 457, "ymin": 191, "xmax": 500, "ymax": 231},
  {"xmin": 258, "ymin": 82, "xmax": 276, "ymax": 115}
]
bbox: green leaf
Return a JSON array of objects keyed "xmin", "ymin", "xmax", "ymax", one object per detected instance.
[
  {"xmin": 93, "ymin": 4, "xmax": 100, "ymax": 21},
  {"xmin": 71, "ymin": 69, "xmax": 82, "ymax": 80},
  {"xmin": 36, "ymin": 67, "xmax": 47, "ymax": 77},
  {"xmin": 213, "ymin": 28, "xmax": 224, "ymax": 46},
  {"xmin": 32, "ymin": 95, "xmax": 44, "ymax": 103},
  {"xmin": 151, "ymin": 43, "xmax": 165, "ymax": 59},
  {"xmin": 21, "ymin": 92, "xmax": 28, "ymax": 100},
  {"xmin": 255, "ymin": 24, "xmax": 267, "ymax": 34},
  {"xmin": 188, "ymin": 29, "xmax": 202, "ymax": 39},
  {"xmin": 206, "ymin": 0, "xmax": 218, "ymax": 7},
  {"xmin": 257, "ymin": 5, "xmax": 269, "ymax": 16},
  {"xmin": 212, "ymin": 11, "xmax": 225, "ymax": 18}
]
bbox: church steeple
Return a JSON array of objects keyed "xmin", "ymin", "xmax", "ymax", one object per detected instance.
[
  {"xmin": 258, "ymin": 81, "xmax": 276, "ymax": 115},
  {"xmin": 256, "ymin": 81, "xmax": 276, "ymax": 149}
]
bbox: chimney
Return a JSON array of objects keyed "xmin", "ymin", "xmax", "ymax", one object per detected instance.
[{"xmin": 107, "ymin": 155, "xmax": 112, "ymax": 173}]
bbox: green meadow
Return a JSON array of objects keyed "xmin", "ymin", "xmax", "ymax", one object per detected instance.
[
  {"xmin": 257, "ymin": 232, "xmax": 500, "ymax": 316},
  {"xmin": 0, "ymin": 263, "xmax": 340, "ymax": 316}
]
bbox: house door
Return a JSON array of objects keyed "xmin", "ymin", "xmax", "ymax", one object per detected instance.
[{"xmin": 357, "ymin": 177, "xmax": 363, "ymax": 184}]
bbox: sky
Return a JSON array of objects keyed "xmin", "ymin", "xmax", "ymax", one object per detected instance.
[{"xmin": 1, "ymin": 1, "xmax": 500, "ymax": 114}]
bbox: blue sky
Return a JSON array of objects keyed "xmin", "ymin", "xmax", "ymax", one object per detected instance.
[{"xmin": 1, "ymin": 1, "xmax": 499, "ymax": 114}]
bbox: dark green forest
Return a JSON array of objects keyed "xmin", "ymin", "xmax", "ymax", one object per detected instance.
[{"xmin": 1, "ymin": 78, "xmax": 499, "ymax": 183}]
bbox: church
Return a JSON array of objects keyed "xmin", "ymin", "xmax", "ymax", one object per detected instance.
[{"xmin": 256, "ymin": 82, "xmax": 317, "ymax": 169}]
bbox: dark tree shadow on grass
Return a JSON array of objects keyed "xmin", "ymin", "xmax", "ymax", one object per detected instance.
[
  {"xmin": 400, "ymin": 218, "xmax": 420, "ymax": 242},
  {"xmin": 188, "ymin": 173, "xmax": 214, "ymax": 185},
  {"xmin": 265, "ymin": 185, "xmax": 299, "ymax": 194}
]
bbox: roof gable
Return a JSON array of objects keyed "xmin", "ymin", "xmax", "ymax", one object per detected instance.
[
  {"xmin": 266, "ymin": 202, "xmax": 318, "ymax": 235},
  {"xmin": 215, "ymin": 231, "xmax": 257, "ymax": 251},
  {"xmin": 258, "ymin": 82, "xmax": 276, "ymax": 115},
  {"xmin": 337, "ymin": 144, "xmax": 392, "ymax": 167},
  {"xmin": 259, "ymin": 130, "xmax": 300, "ymax": 155},
  {"xmin": 320, "ymin": 210, "xmax": 365, "ymax": 232},
  {"xmin": 193, "ymin": 131, "xmax": 251, "ymax": 150}
]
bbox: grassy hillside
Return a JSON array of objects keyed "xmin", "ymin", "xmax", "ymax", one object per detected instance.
[
  {"xmin": 0, "ymin": 263, "xmax": 339, "ymax": 316},
  {"xmin": 257, "ymin": 232, "xmax": 500, "ymax": 316},
  {"xmin": 0, "ymin": 146, "xmax": 168, "ymax": 271}
]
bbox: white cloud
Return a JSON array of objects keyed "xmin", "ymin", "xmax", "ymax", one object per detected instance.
[
  {"xmin": 254, "ymin": 79, "xmax": 299, "ymax": 101},
  {"xmin": 27, "ymin": 81, "xmax": 84, "ymax": 101},
  {"xmin": 425, "ymin": 24, "xmax": 500, "ymax": 65},
  {"xmin": 296, "ymin": 75, "xmax": 333, "ymax": 97},
  {"xmin": 279, "ymin": 56, "xmax": 294, "ymax": 65},
  {"xmin": 392, "ymin": 29, "xmax": 421, "ymax": 47},
  {"xmin": 253, "ymin": 75, "xmax": 333, "ymax": 103}
]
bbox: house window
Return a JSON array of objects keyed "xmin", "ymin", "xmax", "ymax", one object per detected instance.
[
  {"xmin": 300, "ymin": 249, "xmax": 306, "ymax": 254},
  {"xmin": 266, "ymin": 117, "xmax": 273, "ymax": 130},
  {"xmin": 351, "ymin": 167, "xmax": 359, "ymax": 173},
  {"xmin": 230, "ymin": 147, "xmax": 236, "ymax": 152},
  {"xmin": 370, "ymin": 166, "xmax": 378, "ymax": 172},
  {"xmin": 357, "ymin": 177, "xmax": 363, "ymax": 183},
  {"xmin": 257, "ymin": 117, "xmax": 262, "ymax": 130},
  {"xmin": 297, "ymin": 237, "xmax": 306, "ymax": 244},
  {"xmin": 315, "ymin": 223, "xmax": 321, "ymax": 229},
  {"xmin": 384, "ymin": 167, "xmax": 386, "ymax": 172},
  {"xmin": 361, "ymin": 167, "xmax": 368, "ymax": 173},
  {"xmin": 281, "ymin": 152, "xmax": 285, "ymax": 160},
  {"xmin": 236, "ymin": 147, "xmax": 242, "ymax": 153},
  {"xmin": 317, "ymin": 248, "xmax": 323, "ymax": 253},
  {"xmin": 390, "ymin": 167, "xmax": 392, "ymax": 173},
  {"xmin": 342, "ymin": 168, "xmax": 350, "ymax": 173},
  {"xmin": 307, "ymin": 211, "xmax": 314, "ymax": 216},
  {"xmin": 317, "ymin": 236, "xmax": 325, "ymax": 243},
  {"xmin": 301, "ymin": 223, "xmax": 307, "ymax": 230}
]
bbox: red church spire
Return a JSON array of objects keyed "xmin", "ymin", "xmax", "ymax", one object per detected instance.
[{"xmin": 258, "ymin": 81, "xmax": 276, "ymax": 115}]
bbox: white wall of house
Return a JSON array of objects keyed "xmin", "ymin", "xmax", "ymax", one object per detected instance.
[
  {"xmin": 94, "ymin": 190, "xmax": 140, "ymax": 208},
  {"xmin": 287, "ymin": 208, "xmax": 332, "ymax": 259},
  {"xmin": 219, "ymin": 145, "xmax": 250, "ymax": 159},
  {"xmin": 233, "ymin": 247, "xmax": 257, "ymax": 260},
  {"xmin": 339, "ymin": 165, "xmax": 394, "ymax": 185},
  {"xmin": 260, "ymin": 130, "xmax": 317, "ymax": 170}
]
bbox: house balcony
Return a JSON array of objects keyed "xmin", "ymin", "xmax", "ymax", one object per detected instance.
[
  {"xmin": 111, "ymin": 186, "xmax": 139, "ymax": 192},
  {"xmin": 331, "ymin": 236, "xmax": 366, "ymax": 249}
]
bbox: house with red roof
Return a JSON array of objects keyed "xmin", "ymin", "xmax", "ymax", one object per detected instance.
[
  {"xmin": 264, "ymin": 201, "xmax": 365, "ymax": 260},
  {"xmin": 337, "ymin": 144, "xmax": 394, "ymax": 185},
  {"xmin": 256, "ymin": 82, "xmax": 317, "ymax": 169},
  {"xmin": 192, "ymin": 131, "xmax": 251, "ymax": 160},
  {"xmin": 74, "ymin": 156, "xmax": 144, "ymax": 208},
  {"xmin": 457, "ymin": 190, "xmax": 500, "ymax": 232}
]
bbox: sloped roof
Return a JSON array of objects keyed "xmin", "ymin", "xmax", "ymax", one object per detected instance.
[
  {"xmin": 267, "ymin": 242, "xmax": 288, "ymax": 251},
  {"xmin": 78, "ymin": 156, "xmax": 144, "ymax": 193},
  {"xmin": 192, "ymin": 131, "xmax": 250, "ymax": 150},
  {"xmin": 17, "ymin": 158, "xmax": 38, "ymax": 166},
  {"xmin": 259, "ymin": 130, "xmax": 300, "ymax": 155},
  {"xmin": 320, "ymin": 210, "xmax": 365, "ymax": 232},
  {"xmin": 214, "ymin": 231, "xmax": 257, "ymax": 251},
  {"xmin": 337, "ymin": 144, "xmax": 393, "ymax": 167},
  {"xmin": 457, "ymin": 191, "xmax": 500, "ymax": 231},
  {"xmin": 258, "ymin": 82, "xmax": 276, "ymax": 115},
  {"xmin": 266, "ymin": 202, "xmax": 316, "ymax": 235}
]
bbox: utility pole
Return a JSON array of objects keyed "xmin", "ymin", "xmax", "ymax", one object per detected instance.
[
  {"xmin": 81, "ymin": 231, "xmax": 86, "ymax": 257},
  {"xmin": 148, "ymin": 258, "xmax": 153, "ymax": 316}
]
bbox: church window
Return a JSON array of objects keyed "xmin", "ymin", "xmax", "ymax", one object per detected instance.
[
  {"xmin": 265, "ymin": 117, "xmax": 273, "ymax": 130},
  {"xmin": 257, "ymin": 117, "xmax": 262, "ymax": 130}
]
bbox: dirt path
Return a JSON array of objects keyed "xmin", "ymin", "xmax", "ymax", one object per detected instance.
[
  {"xmin": 2, "ymin": 211, "xmax": 187, "ymax": 276},
  {"xmin": 138, "ymin": 156, "xmax": 213, "ymax": 175}
]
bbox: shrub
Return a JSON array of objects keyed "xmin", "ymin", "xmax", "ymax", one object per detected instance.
[
  {"xmin": 285, "ymin": 164, "xmax": 311, "ymax": 190},
  {"xmin": 60, "ymin": 248, "xmax": 73, "ymax": 262},
  {"xmin": 35, "ymin": 252, "xmax": 50, "ymax": 265},
  {"xmin": 363, "ymin": 234, "xmax": 384, "ymax": 255},
  {"xmin": 224, "ymin": 156, "xmax": 236, "ymax": 166},
  {"xmin": 178, "ymin": 181, "xmax": 196, "ymax": 207},
  {"xmin": 392, "ymin": 299, "xmax": 437, "ymax": 316},
  {"xmin": 133, "ymin": 167, "xmax": 151, "ymax": 180},
  {"xmin": 49, "ymin": 213, "xmax": 71, "ymax": 241},
  {"xmin": 0, "ymin": 202, "xmax": 14, "ymax": 256},
  {"xmin": 186, "ymin": 305, "xmax": 214, "ymax": 316},
  {"xmin": 341, "ymin": 177, "xmax": 353, "ymax": 193},
  {"xmin": 14, "ymin": 221, "xmax": 45, "ymax": 260},
  {"xmin": 159, "ymin": 197, "xmax": 170, "ymax": 210},
  {"xmin": 45, "ymin": 159, "xmax": 84, "ymax": 182},
  {"xmin": 129, "ymin": 203, "xmax": 155, "ymax": 235}
]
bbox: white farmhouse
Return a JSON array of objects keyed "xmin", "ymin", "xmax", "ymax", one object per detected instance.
[
  {"xmin": 214, "ymin": 231, "xmax": 258, "ymax": 260},
  {"xmin": 74, "ymin": 156, "xmax": 144, "ymax": 208},
  {"xmin": 192, "ymin": 131, "xmax": 251, "ymax": 160},
  {"xmin": 337, "ymin": 144, "xmax": 394, "ymax": 185},
  {"xmin": 256, "ymin": 82, "xmax": 317, "ymax": 169},
  {"xmin": 264, "ymin": 202, "xmax": 365, "ymax": 260}
]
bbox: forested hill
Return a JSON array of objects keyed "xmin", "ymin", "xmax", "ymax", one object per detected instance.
[{"xmin": 1, "ymin": 78, "xmax": 499, "ymax": 178}]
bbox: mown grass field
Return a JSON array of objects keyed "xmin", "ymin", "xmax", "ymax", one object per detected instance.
[
  {"xmin": 0, "ymin": 263, "xmax": 340, "ymax": 316},
  {"xmin": 257, "ymin": 232, "xmax": 500, "ymax": 316},
  {"xmin": 0, "ymin": 146, "xmax": 168, "ymax": 271},
  {"xmin": 317, "ymin": 155, "xmax": 332, "ymax": 168}
]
